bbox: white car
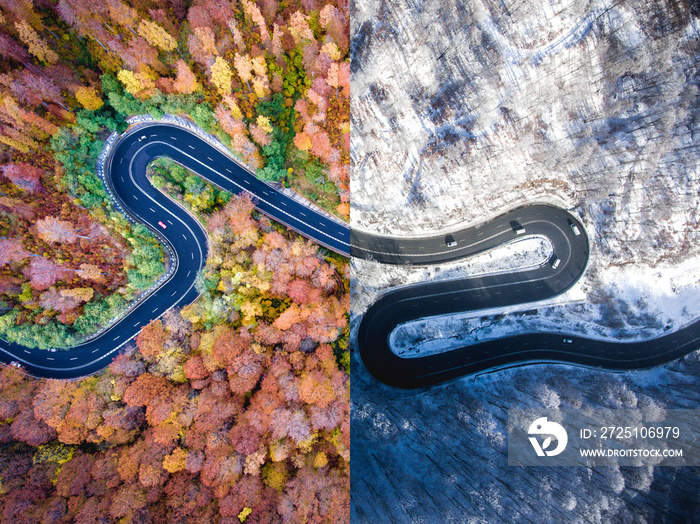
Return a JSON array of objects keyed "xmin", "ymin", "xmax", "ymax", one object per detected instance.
[
  {"xmin": 570, "ymin": 223, "xmax": 581, "ymax": 236},
  {"xmin": 158, "ymin": 221, "xmax": 167, "ymax": 229},
  {"xmin": 550, "ymin": 256, "xmax": 561, "ymax": 269}
]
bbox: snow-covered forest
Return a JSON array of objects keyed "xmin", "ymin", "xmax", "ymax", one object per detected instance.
[{"xmin": 351, "ymin": 0, "xmax": 700, "ymax": 520}]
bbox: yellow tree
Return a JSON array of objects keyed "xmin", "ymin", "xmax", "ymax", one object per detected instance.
[
  {"xmin": 252, "ymin": 76, "xmax": 269, "ymax": 99},
  {"xmin": 251, "ymin": 56, "xmax": 267, "ymax": 77},
  {"xmin": 137, "ymin": 19, "xmax": 177, "ymax": 52},
  {"xmin": 223, "ymin": 95, "xmax": 243, "ymax": 119},
  {"xmin": 14, "ymin": 20, "xmax": 58, "ymax": 64},
  {"xmin": 117, "ymin": 69, "xmax": 155, "ymax": 98},
  {"xmin": 74, "ymin": 86, "xmax": 104, "ymax": 111},
  {"xmin": 117, "ymin": 69, "xmax": 143, "ymax": 96},
  {"xmin": 60, "ymin": 287, "xmax": 94, "ymax": 303},
  {"xmin": 256, "ymin": 116, "xmax": 273, "ymax": 134},
  {"xmin": 250, "ymin": 117, "xmax": 272, "ymax": 147},
  {"xmin": 210, "ymin": 56, "xmax": 233, "ymax": 96},
  {"xmin": 0, "ymin": 133, "xmax": 37, "ymax": 153},
  {"xmin": 321, "ymin": 42, "xmax": 341, "ymax": 61}
]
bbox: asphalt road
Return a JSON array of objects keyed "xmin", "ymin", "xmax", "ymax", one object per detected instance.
[
  {"xmin": 0, "ymin": 122, "xmax": 349, "ymax": 378},
  {"xmin": 1, "ymin": 121, "xmax": 696, "ymax": 385},
  {"xmin": 355, "ymin": 206, "xmax": 700, "ymax": 388}
]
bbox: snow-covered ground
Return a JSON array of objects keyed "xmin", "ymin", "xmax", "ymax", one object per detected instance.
[
  {"xmin": 351, "ymin": 0, "xmax": 700, "ymax": 358},
  {"xmin": 351, "ymin": 0, "xmax": 700, "ymax": 520},
  {"xmin": 389, "ymin": 253, "xmax": 700, "ymax": 359}
]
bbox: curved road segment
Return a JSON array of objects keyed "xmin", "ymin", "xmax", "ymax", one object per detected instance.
[
  {"xmin": 1, "ymin": 122, "xmax": 696, "ymax": 385},
  {"xmin": 0, "ymin": 123, "xmax": 349, "ymax": 378},
  {"xmin": 356, "ymin": 207, "xmax": 700, "ymax": 388}
]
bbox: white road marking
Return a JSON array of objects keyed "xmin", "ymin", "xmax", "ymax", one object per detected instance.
[{"xmin": 113, "ymin": 336, "xmax": 120, "ymax": 341}]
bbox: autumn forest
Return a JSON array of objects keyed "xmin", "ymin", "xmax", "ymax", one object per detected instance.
[{"xmin": 0, "ymin": 0, "xmax": 350, "ymax": 521}]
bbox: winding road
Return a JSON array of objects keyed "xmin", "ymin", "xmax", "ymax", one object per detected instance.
[
  {"xmin": 0, "ymin": 122, "xmax": 349, "ymax": 378},
  {"xmin": 1, "ymin": 120, "xmax": 697, "ymax": 385},
  {"xmin": 355, "ymin": 209, "xmax": 700, "ymax": 388}
]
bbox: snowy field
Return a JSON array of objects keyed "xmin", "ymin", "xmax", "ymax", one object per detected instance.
[{"xmin": 350, "ymin": 0, "xmax": 700, "ymax": 521}]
